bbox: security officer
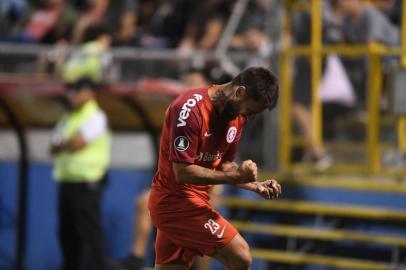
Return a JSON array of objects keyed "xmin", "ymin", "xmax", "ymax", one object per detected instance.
[
  {"xmin": 50, "ymin": 77, "xmax": 111, "ymax": 270},
  {"xmin": 50, "ymin": 24, "xmax": 111, "ymax": 270}
]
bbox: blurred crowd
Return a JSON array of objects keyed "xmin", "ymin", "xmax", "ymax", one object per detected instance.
[
  {"xmin": 0, "ymin": 0, "xmax": 403, "ymax": 167},
  {"xmin": 0, "ymin": 0, "xmax": 401, "ymax": 50},
  {"xmin": 0, "ymin": 0, "xmax": 279, "ymax": 53}
]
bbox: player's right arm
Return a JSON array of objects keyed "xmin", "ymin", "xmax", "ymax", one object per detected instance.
[
  {"xmin": 218, "ymin": 161, "xmax": 282, "ymax": 199},
  {"xmin": 172, "ymin": 160, "xmax": 257, "ymax": 185},
  {"xmin": 168, "ymin": 93, "xmax": 257, "ymax": 185}
]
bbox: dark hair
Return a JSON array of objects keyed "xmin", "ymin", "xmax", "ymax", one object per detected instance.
[{"xmin": 232, "ymin": 67, "xmax": 279, "ymax": 110}]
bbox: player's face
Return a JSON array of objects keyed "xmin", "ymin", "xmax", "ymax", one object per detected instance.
[
  {"xmin": 239, "ymin": 98, "xmax": 267, "ymax": 121},
  {"xmin": 222, "ymin": 100, "xmax": 240, "ymax": 121},
  {"xmin": 222, "ymin": 97, "xmax": 266, "ymax": 122}
]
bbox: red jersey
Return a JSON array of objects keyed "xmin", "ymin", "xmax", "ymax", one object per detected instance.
[{"xmin": 151, "ymin": 87, "xmax": 245, "ymax": 202}]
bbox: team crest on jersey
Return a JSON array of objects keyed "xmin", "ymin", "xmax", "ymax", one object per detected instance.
[
  {"xmin": 226, "ymin": 127, "xmax": 237, "ymax": 143},
  {"xmin": 174, "ymin": 136, "xmax": 190, "ymax": 151}
]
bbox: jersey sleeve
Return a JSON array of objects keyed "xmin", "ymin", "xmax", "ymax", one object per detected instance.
[
  {"xmin": 167, "ymin": 104, "xmax": 202, "ymax": 164},
  {"xmin": 222, "ymin": 118, "xmax": 245, "ymax": 162}
]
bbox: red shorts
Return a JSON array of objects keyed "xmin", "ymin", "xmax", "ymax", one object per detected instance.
[{"xmin": 148, "ymin": 188, "xmax": 238, "ymax": 268}]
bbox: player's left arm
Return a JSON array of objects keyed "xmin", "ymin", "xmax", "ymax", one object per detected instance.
[{"xmin": 218, "ymin": 161, "xmax": 282, "ymax": 199}]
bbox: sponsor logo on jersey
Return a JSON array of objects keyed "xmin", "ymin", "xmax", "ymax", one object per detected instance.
[
  {"xmin": 226, "ymin": 127, "xmax": 237, "ymax": 143},
  {"xmin": 174, "ymin": 136, "xmax": 189, "ymax": 151},
  {"xmin": 196, "ymin": 151, "xmax": 224, "ymax": 162},
  {"xmin": 177, "ymin": 94, "xmax": 203, "ymax": 127}
]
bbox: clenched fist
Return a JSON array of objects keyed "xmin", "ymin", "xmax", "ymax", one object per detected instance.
[
  {"xmin": 255, "ymin": 179, "xmax": 281, "ymax": 200},
  {"xmin": 236, "ymin": 160, "xmax": 257, "ymax": 183}
]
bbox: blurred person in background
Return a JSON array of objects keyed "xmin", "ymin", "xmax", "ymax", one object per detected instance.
[
  {"xmin": 135, "ymin": 0, "xmax": 190, "ymax": 48},
  {"xmin": 290, "ymin": 0, "xmax": 399, "ymax": 166},
  {"xmin": 230, "ymin": 0, "xmax": 277, "ymax": 54},
  {"xmin": 321, "ymin": 0, "xmax": 357, "ymax": 139},
  {"xmin": 338, "ymin": 0, "xmax": 399, "ymax": 46},
  {"xmin": 0, "ymin": 0, "xmax": 27, "ymax": 38},
  {"xmin": 373, "ymin": 0, "xmax": 402, "ymax": 26},
  {"xmin": 111, "ymin": 61, "xmax": 233, "ymax": 270},
  {"xmin": 290, "ymin": 3, "xmax": 335, "ymax": 170},
  {"xmin": 49, "ymin": 23, "xmax": 112, "ymax": 270},
  {"xmin": 148, "ymin": 67, "xmax": 281, "ymax": 270},
  {"xmin": 338, "ymin": 0, "xmax": 400, "ymax": 110},
  {"xmin": 3, "ymin": 0, "xmax": 78, "ymax": 43},
  {"xmin": 62, "ymin": 23, "xmax": 112, "ymax": 80},
  {"xmin": 72, "ymin": 0, "xmax": 108, "ymax": 44},
  {"xmin": 177, "ymin": 0, "xmax": 230, "ymax": 53},
  {"xmin": 37, "ymin": 14, "xmax": 113, "ymax": 77},
  {"xmin": 105, "ymin": 0, "xmax": 138, "ymax": 46},
  {"xmin": 50, "ymin": 77, "xmax": 111, "ymax": 270}
]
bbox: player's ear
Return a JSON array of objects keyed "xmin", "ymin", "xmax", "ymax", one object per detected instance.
[{"xmin": 235, "ymin": 86, "xmax": 246, "ymax": 99}]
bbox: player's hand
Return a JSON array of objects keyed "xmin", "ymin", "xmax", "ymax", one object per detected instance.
[
  {"xmin": 236, "ymin": 160, "xmax": 257, "ymax": 183},
  {"xmin": 255, "ymin": 179, "xmax": 282, "ymax": 200}
]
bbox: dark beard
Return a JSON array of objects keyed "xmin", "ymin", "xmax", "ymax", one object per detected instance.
[{"xmin": 222, "ymin": 101, "xmax": 239, "ymax": 122}]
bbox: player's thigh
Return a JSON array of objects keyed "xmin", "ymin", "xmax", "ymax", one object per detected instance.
[{"xmin": 212, "ymin": 233, "xmax": 252, "ymax": 268}]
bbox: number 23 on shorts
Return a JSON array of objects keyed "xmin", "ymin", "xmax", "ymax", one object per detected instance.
[{"xmin": 204, "ymin": 219, "xmax": 227, "ymax": 239}]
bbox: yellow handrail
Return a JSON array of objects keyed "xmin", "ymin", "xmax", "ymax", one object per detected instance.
[
  {"xmin": 310, "ymin": 0, "xmax": 323, "ymax": 156},
  {"xmin": 279, "ymin": 0, "xmax": 405, "ymax": 173},
  {"xmin": 290, "ymin": 45, "xmax": 403, "ymax": 56},
  {"xmin": 399, "ymin": 117, "xmax": 406, "ymax": 152},
  {"xmin": 402, "ymin": 0, "xmax": 406, "ymax": 67},
  {"xmin": 279, "ymin": 5, "xmax": 293, "ymax": 172},
  {"xmin": 366, "ymin": 53, "xmax": 382, "ymax": 173},
  {"xmin": 399, "ymin": 0, "xmax": 406, "ymax": 152}
]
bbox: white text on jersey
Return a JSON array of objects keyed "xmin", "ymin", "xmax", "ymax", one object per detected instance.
[
  {"xmin": 177, "ymin": 94, "xmax": 203, "ymax": 127},
  {"xmin": 196, "ymin": 151, "xmax": 224, "ymax": 162}
]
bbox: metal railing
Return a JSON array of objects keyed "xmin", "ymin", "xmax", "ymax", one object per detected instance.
[{"xmin": 279, "ymin": 0, "xmax": 406, "ymax": 174}]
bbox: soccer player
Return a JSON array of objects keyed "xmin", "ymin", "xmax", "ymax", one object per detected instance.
[
  {"xmin": 110, "ymin": 62, "xmax": 234, "ymax": 270},
  {"xmin": 148, "ymin": 66, "xmax": 281, "ymax": 270}
]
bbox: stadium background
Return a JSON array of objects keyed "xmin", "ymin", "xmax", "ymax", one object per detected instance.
[{"xmin": 0, "ymin": 0, "xmax": 406, "ymax": 269}]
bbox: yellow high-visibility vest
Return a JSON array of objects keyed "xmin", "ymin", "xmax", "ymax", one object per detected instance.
[{"xmin": 53, "ymin": 100, "xmax": 110, "ymax": 182}]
